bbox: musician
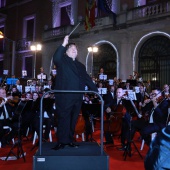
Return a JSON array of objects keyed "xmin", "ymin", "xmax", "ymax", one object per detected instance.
[
  {"xmin": 131, "ymin": 87, "xmax": 169, "ymax": 146},
  {"xmin": 144, "ymin": 125, "xmax": 170, "ymax": 170},
  {"xmin": 9, "ymin": 85, "xmax": 21, "ymax": 112},
  {"xmin": 98, "ymin": 67, "xmax": 104, "ymax": 75},
  {"xmin": 103, "ymin": 85, "xmax": 116, "ymax": 108},
  {"xmin": 47, "ymin": 79, "xmax": 53, "ymax": 90},
  {"xmin": 136, "ymin": 84, "xmax": 150, "ymax": 111},
  {"xmin": 128, "ymin": 75, "xmax": 133, "ymax": 80},
  {"xmin": 18, "ymin": 92, "xmax": 33, "ymax": 136},
  {"xmin": 50, "ymin": 65, "xmax": 57, "ymax": 89},
  {"xmin": 0, "ymin": 87, "xmax": 13, "ymax": 147},
  {"xmin": 37, "ymin": 67, "xmax": 48, "ymax": 85},
  {"xmin": 81, "ymin": 93, "xmax": 100, "ymax": 141},
  {"xmin": 104, "ymin": 88, "xmax": 127, "ymax": 145},
  {"xmin": 52, "ymin": 35, "xmax": 98, "ymax": 150},
  {"xmin": 32, "ymin": 88, "xmax": 55, "ymax": 142},
  {"xmin": 162, "ymin": 84, "xmax": 170, "ymax": 102},
  {"xmin": 31, "ymin": 78, "xmax": 37, "ymax": 86},
  {"xmin": 123, "ymin": 81, "xmax": 133, "ymax": 90}
]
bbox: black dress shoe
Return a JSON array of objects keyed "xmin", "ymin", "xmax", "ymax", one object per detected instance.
[
  {"xmin": 68, "ymin": 143, "xmax": 79, "ymax": 148},
  {"xmin": 52, "ymin": 144, "xmax": 65, "ymax": 150}
]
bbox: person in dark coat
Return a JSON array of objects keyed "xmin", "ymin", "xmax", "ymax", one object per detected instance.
[
  {"xmin": 144, "ymin": 125, "xmax": 170, "ymax": 170},
  {"xmin": 52, "ymin": 35, "xmax": 98, "ymax": 150}
]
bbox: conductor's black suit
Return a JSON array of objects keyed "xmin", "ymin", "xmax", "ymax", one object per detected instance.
[{"xmin": 53, "ymin": 45, "xmax": 97, "ymax": 144}]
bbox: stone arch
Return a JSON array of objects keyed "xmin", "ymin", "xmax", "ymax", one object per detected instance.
[
  {"xmin": 132, "ymin": 31, "xmax": 170, "ymax": 87},
  {"xmin": 86, "ymin": 40, "xmax": 119, "ymax": 78},
  {"xmin": 133, "ymin": 31, "xmax": 170, "ymax": 71}
]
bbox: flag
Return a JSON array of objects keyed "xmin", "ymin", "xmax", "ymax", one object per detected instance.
[
  {"xmin": 98, "ymin": 0, "xmax": 117, "ymax": 24},
  {"xmin": 85, "ymin": 0, "xmax": 96, "ymax": 31}
]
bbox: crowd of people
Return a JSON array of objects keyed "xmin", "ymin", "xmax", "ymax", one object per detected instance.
[{"xmin": 0, "ymin": 66, "xmax": 170, "ymax": 149}]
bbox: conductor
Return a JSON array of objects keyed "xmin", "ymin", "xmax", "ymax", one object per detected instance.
[{"xmin": 52, "ymin": 35, "xmax": 98, "ymax": 150}]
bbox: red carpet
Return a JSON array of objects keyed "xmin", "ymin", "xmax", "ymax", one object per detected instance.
[{"xmin": 0, "ymin": 126, "xmax": 148, "ymax": 170}]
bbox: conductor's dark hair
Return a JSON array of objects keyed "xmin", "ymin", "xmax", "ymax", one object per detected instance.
[{"xmin": 66, "ymin": 43, "xmax": 77, "ymax": 51}]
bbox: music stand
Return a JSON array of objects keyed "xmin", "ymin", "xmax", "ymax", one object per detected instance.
[
  {"xmin": 99, "ymin": 74, "xmax": 107, "ymax": 80},
  {"xmin": 37, "ymin": 74, "xmax": 46, "ymax": 86},
  {"xmin": 51, "ymin": 69, "xmax": 57, "ymax": 75},
  {"xmin": 108, "ymin": 79, "xmax": 114, "ymax": 85},
  {"xmin": 5, "ymin": 101, "xmax": 27, "ymax": 162},
  {"xmin": 98, "ymin": 88, "xmax": 107, "ymax": 95},
  {"xmin": 121, "ymin": 99, "xmax": 143, "ymax": 160},
  {"xmin": 3, "ymin": 70, "xmax": 8, "ymax": 75},
  {"xmin": 22, "ymin": 70, "xmax": 27, "ymax": 77},
  {"xmin": 37, "ymin": 74, "xmax": 46, "ymax": 80},
  {"xmin": 6, "ymin": 78, "xmax": 18, "ymax": 85}
]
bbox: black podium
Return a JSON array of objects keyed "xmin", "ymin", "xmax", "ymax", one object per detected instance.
[
  {"xmin": 33, "ymin": 90, "xmax": 109, "ymax": 170},
  {"xmin": 33, "ymin": 142, "xmax": 109, "ymax": 170}
]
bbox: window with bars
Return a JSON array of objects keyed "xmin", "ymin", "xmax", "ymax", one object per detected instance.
[{"xmin": 138, "ymin": 35, "xmax": 170, "ymax": 88}]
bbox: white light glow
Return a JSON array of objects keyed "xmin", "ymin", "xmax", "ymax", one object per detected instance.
[
  {"xmin": 30, "ymin": 43, "xmax": 42, "ymax": 51},
  {"xmin": 87, "ymin": 46, "xmax": 98, "ymax": 52}
]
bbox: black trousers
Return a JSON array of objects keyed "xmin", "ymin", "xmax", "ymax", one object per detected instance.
[{"xmin": 56, "ymin": 99, "xmax": 82, "ymax": 144}]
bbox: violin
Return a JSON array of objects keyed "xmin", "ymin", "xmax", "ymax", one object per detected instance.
[
  {"xmin": 156, "ymin": 96, "xmax": 164, "ymax": 103},
  {"xmin": 0, "ymin": 95, "xmax": 20, "ymax": 107},
  {"xmin": 0, "ymin": 97, "xmax": 6, "ymax": 105},
  {"xmin": 165, "ymin": 93, "xmax": 170, "ymax": 99}
]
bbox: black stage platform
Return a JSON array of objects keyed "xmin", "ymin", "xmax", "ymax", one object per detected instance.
[{"xmin": 33, "ymin": 142, "xmax": 109, "ymax": 170}]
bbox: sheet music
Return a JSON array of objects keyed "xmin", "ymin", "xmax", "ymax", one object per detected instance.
[
  {"xmin": 25, "ymin": 86, "xmax": 35, "ymax": 93},
  {"xmin": 99, "ymin": 75, "xmax": 107, "ymax": 80},
  {"xmin": 3, "ymin": 70, "xmax": 8, "ymax": 75},
  {"xmin": 108, "ymin": 79, "xmax": 114, "ymax": 85},
  {"xmin": 37, "ymin": 74, "xmax": 46, "ymax": 80},
  {"xmin": 127, "ymin": 91, "xmax": 137, "ymax": 100},
  {"xmin": 52, "ymin": 69, "xmax": 57, "ymax": 75},
  {"xmin": 98, "ymin": 88, "xmax": 107, "ymax": 94},
  {"xmin": 22, "ymin": 70, "xmax": 27, "ymax": 76},
  {"xmin": 44, "ymin": 85, "xmax": 50, "ymax": 89},
  {"xmin": 25, "ymin": 86, "xmax": 31, "ymax": 93},
  {"xmin": 6, "ymin": 78, "xmax": 18, "ymax": 85}
]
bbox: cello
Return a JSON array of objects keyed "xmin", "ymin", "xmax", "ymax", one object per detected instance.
[{"xmin": 104, "ymin": 101, "xmax": 126, "ymax": 136}]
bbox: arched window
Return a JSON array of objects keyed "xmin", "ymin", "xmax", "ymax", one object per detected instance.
[
  {"xmin": 93, "ymin": 44, "xmax": 117, "ymax": 79},
  {"xmin": 138, "ymin": 35, "xmax": 170, "ymax": 88}
]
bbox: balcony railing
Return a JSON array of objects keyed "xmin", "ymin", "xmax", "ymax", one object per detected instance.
[
  {"xmin": 127, "ymin": 1, "xmax": 170, "ymax": 21},
  {"xmin": 42, "ymin": 1, "xmax": 170, "ymax": 42}
]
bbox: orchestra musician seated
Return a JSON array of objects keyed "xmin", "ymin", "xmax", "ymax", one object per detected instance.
[
  {"xmin": 123, "ymin": 80, "xmax": 133, "ymax": 90},
  {"xmin": 104, "ymin": 88, "xmax": 127, "ymax": 145},
  {"xmin": 103, "ymin": 85, "xmax": 116, "ymax": 108},
  {"xmin": 32, "ymin": 88, "xmax": 55, "ymax": 142},
  {"xmin": 131, "ymin": 87, "xmax": 169, "ymax": 146},
  {"xmin": 81, "ymin": 93, "xmax": 100, "ymax": 142},
  {"xmin": 162, "ymin": 84, "xmax": 170, "ymax": 104},
  {"xmin": 98, "ymin": 67, "xmax": 104, "ymax": 76},
  {"xmin": 37, "ymin": 67, "xmax": 48, "ymax": 86},
  {"xmin": 135, "ymin": 84, "xmax": 150, "ymax": 109},
  {"xmin": 0, "ymin": 87, "xmax": 14, "ymax": 147}
]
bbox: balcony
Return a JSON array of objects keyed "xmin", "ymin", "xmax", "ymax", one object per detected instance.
[
  {"xmin": 42, "ymin": 0, "xmax": 170, "ymax": 42},
  {"xmin": 16, "ymin": 37, "xmax": 32, "ymax": 53}
]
